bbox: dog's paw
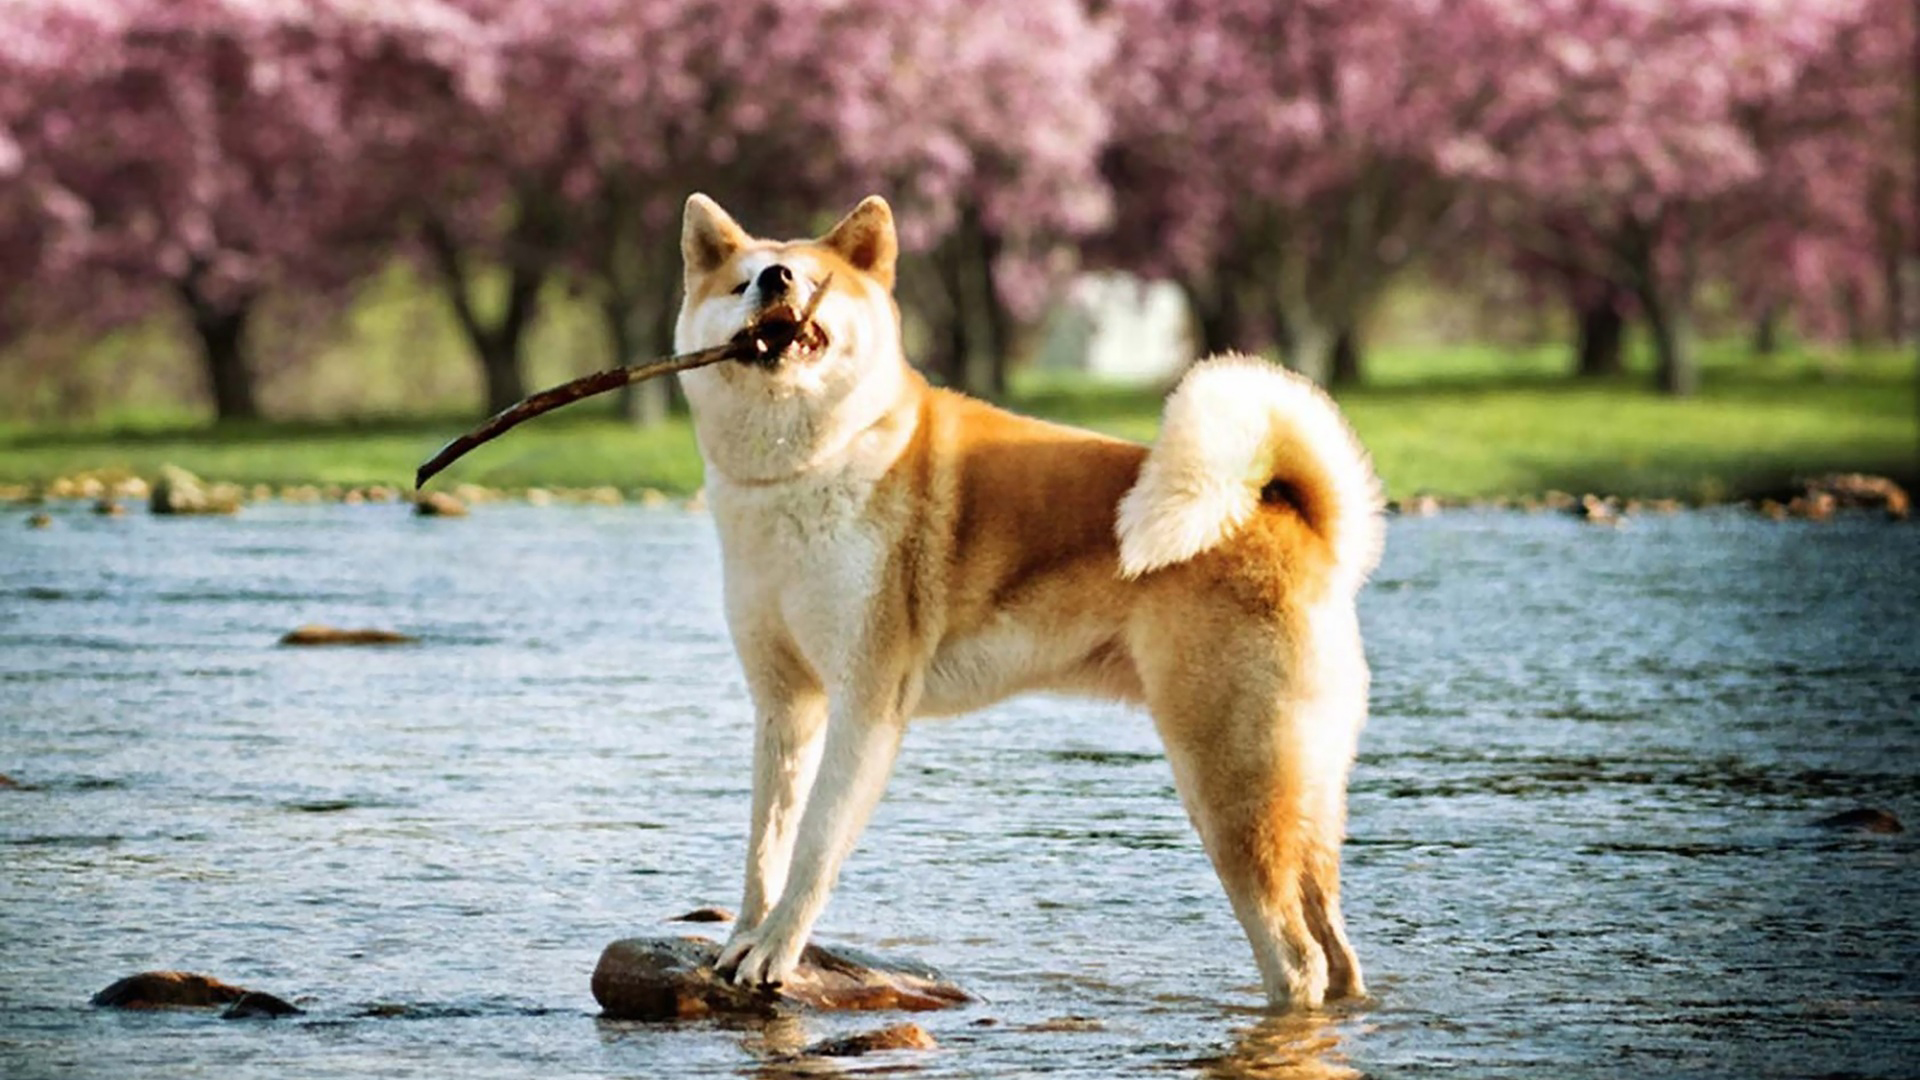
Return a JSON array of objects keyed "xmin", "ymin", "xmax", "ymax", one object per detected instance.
[{"xmin": 716, "ymin": 922, "xmax": 804, "ymax": 988}]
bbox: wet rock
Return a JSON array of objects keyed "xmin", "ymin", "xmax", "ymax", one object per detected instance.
[
  {"xmin": 669, "ymin": 906, "xmax": 735, "ymax": 923},
  {"xmin": 452, "ymin": 483, "xmax": 497, "ymax": 505},
  {"xmin": 221, "ymin": 991, "xmax": 304, "ymax": 1019},
  {"xmin": 414, "ymin": 491, "xmax": 469, "ymax": 518},
  {"xmin": 1812, "ymin": 807, "xmax": 1904, "ymax": 834},
  {"xmin": 1786, "ymin": 491, "xmax": 1836, "ymax": 522},
  {"xmin": 1390, "ymin": 494, "xmax": 1441, "ymax": 518},
  {"xmin": 581, "ymin": 485, "xmax": 624, "ymax": 506},
  {"xmin": 800, "ymin": 1022, "xmax": 937, "ymax": 1057},
  {"xmin": 1803, "ymin": 473, "xmax": 1909, "ymax": 519},
  {"xmin": 26, "ymin": 512, "xmax": 52, "ymax": 529},
  {"xmin": 0, "ymin": 483, "xmax": 33, "ymax": 502},
  {"xmin": 590, "ymin": 936, "xmax": 969, "ymax": 1021},
  {"xmin": 278, "ymin": 625, "xmax": 419, "ymax": 646},
  {"xmin": 638, "ymin": 488, "xmax": 670, "ymax": 508},
  {"xmin": 92, "ymin": 498, "xmax": 125, "ymax": 517},
  {"xmin": 0, "ymin": 773, "xmax": 20, "ymax": 788},
  {"xmin": 280, "ymin": 484, "xmax": 323, "ymax": 503},
  {"xmin": 1542, "ymin": 490, "xmax": 1576, "ymax": 512},
  {"xmin": 1758, "ymin": 498, "xmax": 1790, "ymax": 522},
  {"xmin": 92, "ymin": 971, "xmax": 248, "ymax": 1009},
  {"xmin": 685, "ymin": 488, "xmax": 708, "ymax": 513},
  {"xmin": 1573, "ymin": 494, "xmax": 1620, "ymax": 525},
  {"xmin": 524, "ymin": 487, "xmax": 554, "ymax": 507},
  {"xmin": 150, "ymin": 465, "xmax": 240, "ymax": 516}
]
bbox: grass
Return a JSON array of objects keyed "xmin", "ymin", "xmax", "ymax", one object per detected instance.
[{"xmin": 2, "ymin": 342, "xmax": 1913, "ymax": 502}]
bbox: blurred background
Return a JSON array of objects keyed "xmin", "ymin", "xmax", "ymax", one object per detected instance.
[{"xmin": 0, "ymin": 0, "xmax": 1913, "ymax": 496}]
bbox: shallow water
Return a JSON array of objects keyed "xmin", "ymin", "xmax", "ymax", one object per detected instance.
[{"xmin": 2, "ymin": 503, "xmax": 1916, "ymax": 1078}]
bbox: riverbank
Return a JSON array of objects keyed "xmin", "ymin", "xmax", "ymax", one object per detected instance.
[{"xmin": 3, "ymin": 347, "xmax": 1913, "ymax": 503}]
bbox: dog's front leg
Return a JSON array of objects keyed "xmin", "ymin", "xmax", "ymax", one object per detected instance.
[
  {"xmin": 733, "ymin": 651, "xmax": 829, "ymax": 935},
  {"xmin": 720, "ymin": 680, "xmax": 908, "ymax": 987}
]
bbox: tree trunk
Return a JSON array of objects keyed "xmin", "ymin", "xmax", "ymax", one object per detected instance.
[
  {"xmin": 975, "ymin": 223, "xmax": 1010, "ymax": 402},
  {"xmin": 1285, "ymin": 319, "xmax": 1335, "ymax": 385},
  {"xmin": 478, "ymin": 334, "xmax": 527, "ymax": 415},
  {"xmin": 1575, "ymin": 293, "xmax": 1627, "ymax": 377},
  {"xmin": 606, "ymin": 298, "xmax": 669, "ymax": 427},
  {"xmin": 1329, "ymin": 326, "xmax": 1363, "ymax": 387},
  {"xmin": 181, "ymin": 287, "xmax": 260, "ymax": 422},
  {"xmin": 1752, "ymin": 305, "xmax": 1780, "ymax": 357},
  {"xmin": 423, "ymin": 214, "xmax": 546, "ymax": 418},
  {"xmin": 1642, "ymin": 289, "xmax": 1699, "ymax": 397}
]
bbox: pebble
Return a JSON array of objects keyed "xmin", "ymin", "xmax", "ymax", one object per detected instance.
[{"xmin": 27, "ymin": 512, "xmax": 52, "ymax": 528}]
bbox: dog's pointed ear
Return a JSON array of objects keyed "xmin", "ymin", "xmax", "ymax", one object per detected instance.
[
  {"xmin": 682, "ymin": 193, "xmax": 751, "ymax": 279},
  {"xmin": 820, "ymin": 195, "xmax": 897, "ymax": 289}
]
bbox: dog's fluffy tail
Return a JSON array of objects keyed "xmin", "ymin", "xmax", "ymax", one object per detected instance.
[{"xmin": 1116, "ymin": 353, "xmax": 1384, "ymax": 589}]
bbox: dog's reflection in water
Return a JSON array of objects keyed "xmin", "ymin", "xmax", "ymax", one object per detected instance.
[{"xmin": 1196, "ymin": 1011, "xmax": 1362, "ymax": 1080}]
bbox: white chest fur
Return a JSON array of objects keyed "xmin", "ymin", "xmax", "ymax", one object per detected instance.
[{"xmin": 709, "ymin": 473, "xmax": 887, "ymax": 684}]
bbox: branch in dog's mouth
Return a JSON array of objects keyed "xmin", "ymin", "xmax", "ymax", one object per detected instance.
[{"xmin": 415, "ymin": 274, "xmax": 833, "ymax": 490}]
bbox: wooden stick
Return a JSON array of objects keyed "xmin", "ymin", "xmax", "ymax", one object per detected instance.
[{"xmin": 416, "ymin": 275, "xmax": 833, "ymax": 490}]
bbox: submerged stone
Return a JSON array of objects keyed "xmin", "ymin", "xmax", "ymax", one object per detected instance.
[
  {"xmin": 800, "ymin": 1022, "xmax": 938, "ymax": 1057},
  {"xmin": 590, "ymin": 936, "xmax": 969, "ymax": 1021},
  {"xmin": 1812, "ymin": 807, "xmax": 1904, "ymax": 834},
  {"xmin": 221, "ymin": 991, "xmax": 304, "ymax": 1019},
  {"xmin": 278, "ymin": 625, "xmax": 419, "ymax": 646}
]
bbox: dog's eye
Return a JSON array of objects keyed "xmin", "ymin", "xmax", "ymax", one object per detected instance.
[{"xmin": 729, "ymin": 281, "xmax": 749, "ymax": 295}]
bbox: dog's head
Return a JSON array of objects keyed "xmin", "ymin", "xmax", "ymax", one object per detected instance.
[{"xmin": 674, "ymin": 193, "xmax": 911, "ymax": 480}]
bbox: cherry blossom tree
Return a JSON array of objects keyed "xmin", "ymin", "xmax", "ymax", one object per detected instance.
[
  {"xmin": 1475, "ymin": 0, "xmax": 1888, "ymax": 394},
  {"xmin": 2, "ymin": 0, "xmax": 475, "ymax": 420},
  {"xmin": 1099, "ymin": 0, "xmax": 1509, "ymax": 385}
]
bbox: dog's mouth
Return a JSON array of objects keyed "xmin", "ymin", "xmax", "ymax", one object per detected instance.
[{"xmin": 732, "ymin": 301, "xmax": 831, "ymax": 368}]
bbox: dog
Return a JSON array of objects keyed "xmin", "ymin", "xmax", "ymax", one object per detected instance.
[{"xmin": 673, "ymin": 193, "xmax": 1383, "ymax": 1010}]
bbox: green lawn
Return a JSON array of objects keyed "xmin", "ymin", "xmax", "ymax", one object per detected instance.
[{"xmin": 3, "ymin": 344, "xmax": 1913, "ymax": 503}]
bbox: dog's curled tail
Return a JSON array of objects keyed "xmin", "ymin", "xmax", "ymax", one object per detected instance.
[{"xmin": 1116, "ymin": 353, "xmax": 1384, "ymax": 589}]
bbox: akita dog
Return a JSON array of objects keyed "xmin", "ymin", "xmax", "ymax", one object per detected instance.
[{"xmin": 674, "ymin": 193, "xmax": 1383, "ymax": 1010}]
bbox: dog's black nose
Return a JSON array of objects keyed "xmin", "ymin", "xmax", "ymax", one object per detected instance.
[{"xmin": 756, "ymin": 264, "xmax": 793, "ymax": 296}]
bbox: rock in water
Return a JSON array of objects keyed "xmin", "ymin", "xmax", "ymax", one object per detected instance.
[
  {"xmin": 591, "ymin": 936, "xmax": 969, "ymax": 1021},
  {"xmin": 221, "ymin": 991, "xmax": 304, "ymax": 1019},
  {"xmin": 278, "ymin": 625, "xmax": 418, "ymax": 646},
  {"xmin": 414, "ymin": 491, "xmax": 469, "ymax": 517},
  {"xmin": 668, "ymin": 907, "xmax": 735, "ymax": 923},
  {"xmin": 801, "ymin": 1022, "xmax": 938, "ymax": 1057},
  {"xmin": 92, "ymin": 972, "xmax": 248, "ymax": 1009},
  {"xmin": 150, "ymin": 465, "xmax": 241, "ymax": 515},
  {"xmin": 1812, "ymin": 807, "xmax": 1904, "ymax": 834}
]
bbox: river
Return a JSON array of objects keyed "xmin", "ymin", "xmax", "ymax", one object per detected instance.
[{"xmin": 3, "ymin": 503, "xmax": 1915, "ymax": 1077}]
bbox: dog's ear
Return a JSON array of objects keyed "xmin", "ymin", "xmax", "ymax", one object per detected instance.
[
  {"xmin": 682, "ymin": 193, "xmax": 751, "ymax": 280},
  {"xmin": 820, "ymin": 196, "xmax": 897, "ymax": 289}
]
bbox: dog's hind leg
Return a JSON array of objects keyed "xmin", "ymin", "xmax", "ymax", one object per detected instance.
[
  {"xmin": 1301, "ymin": 774, "xmax": 1365, "ymax": 1000},
  {"xmin": 1138, "ymin": 614, "xmax": 1363, "ymax": 1011}
]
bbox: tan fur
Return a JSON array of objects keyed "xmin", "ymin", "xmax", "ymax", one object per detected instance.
[{"xmin": 673, "ymin": 194, "xmax": 1380, "ymax": 1010}]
